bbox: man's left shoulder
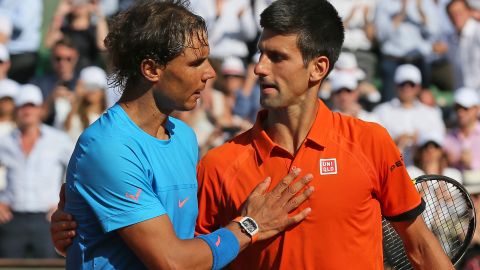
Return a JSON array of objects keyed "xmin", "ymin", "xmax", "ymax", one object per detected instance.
[{"xmin": 334, "ymin": 113, "xmax": 388, "ymax": 140}]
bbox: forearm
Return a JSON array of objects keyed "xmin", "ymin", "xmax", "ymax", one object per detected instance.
[
  {"xmin": 392, "ymin": 217, "xmax": 453, "ymax": 270},
  {"xmin": 119, "ymin": 216, "xmax": 251, "ymax": 270},
  {"xmin": 404, "ymin": 233, "xmax": 453, "ymax": 269}
]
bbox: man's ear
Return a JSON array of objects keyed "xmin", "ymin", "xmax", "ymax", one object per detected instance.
[
  {"xmin": 140, "ymin": 59, "xmax": 163, "ymax": 82},
  {"xmin": 309, "ymin": 56, "xmax": 329, "ymax": 83}
]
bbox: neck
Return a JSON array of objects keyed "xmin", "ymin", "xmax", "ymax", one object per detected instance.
[
  {"xmin": 19, "ymin": 124, "xmax": 40, "ymax": 137},
  {"xmin": 264, "ymin": 94, "xmax": 319, "ymax": 154},
  {"xmin": 401, "ymin": 100, "xmax": 415, "ymax": 108},
  {"xmin": 461, "ymin": 121, "xmax": 478, "ymax": 136},
  {"xmin": 119, "ymin": 82, "xmax": 171, "ymax": 140}
]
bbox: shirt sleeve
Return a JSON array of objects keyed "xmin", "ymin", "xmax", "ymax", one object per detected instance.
[
  {"xmin": 70, "ymin": 138, "xmax": 166, "ymax": 232},
  {"xmin": 370, "ymin": 125, "xmax": 425, "ymax": 221}
]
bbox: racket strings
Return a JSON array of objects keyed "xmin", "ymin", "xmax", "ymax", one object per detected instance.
[{"xmin": 383, "ymin": 178, "xmax": 474, "ymax": 270}]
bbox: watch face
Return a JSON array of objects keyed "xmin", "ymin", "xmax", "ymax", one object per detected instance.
[{"xmin": 241, "ymin": 218, "xmax": 258, "ymax": 233}]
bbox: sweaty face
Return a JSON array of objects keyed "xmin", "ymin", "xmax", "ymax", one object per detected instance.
[
  {"xmin": 254, "ymin": 29, "xmax": 313, "ymax": 109},
  {"xmin": 154, "ymin": 34, "xmax": 216, "ymax": 112}
]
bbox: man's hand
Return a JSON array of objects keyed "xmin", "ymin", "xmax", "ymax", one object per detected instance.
[
  {"xmin": 0, "ymin": 203, "xmax": 12, "ymax": 224},
  {"xmin": 50, "ymin": 184, "xmax": 77, "ymax": 257},
  {"xmin": 240, "ymin": 167, "xmax": 314, "ymax": 241}
]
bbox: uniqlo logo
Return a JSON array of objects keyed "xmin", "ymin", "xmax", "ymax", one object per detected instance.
[{"xmin": 320, "ymin": 158, "xmax": 337, "ymax": 175}]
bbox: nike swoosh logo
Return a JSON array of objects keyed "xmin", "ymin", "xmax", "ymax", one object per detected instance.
[
  {"xmin": 178, "ymin": 197, "xmax": 189, "ymax": 208},
  {"xmin": 125, "ymin": 188, "xmax": 142, "ymax": 201},
  {"xmin": 215, "ymin": 235, "xmax": 221, "ymax": 247}
]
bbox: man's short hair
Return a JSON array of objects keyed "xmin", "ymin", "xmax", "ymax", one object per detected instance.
[
  {"xmin": 104, "ymin": 0, "xmax": 208, "ymax": 88},
  {"xmin": 260, "ymin": 0, "xmax": 344, "ymax": 74},
  {"xmin": 52, "ymin": 37, "xmax": 79, "ymax": 52}
]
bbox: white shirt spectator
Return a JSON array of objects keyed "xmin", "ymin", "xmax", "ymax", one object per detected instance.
[
  {"xmin": 191, "ymin": 0, "xmax": 257, "ymax": 59},
  {"xmin": 375, "ymin": 0, "xmax": 439, "ymax": 58},
  {"xmin": 0, "ymin": 125, "xmax": 74, "ymax": 212},
  {"xmin": 373, "ymin": 98, "xmax": 446, "ymax": 141},
  {"xmin": 447, "ymin": 18, "xmax": 480, "ymax": 91},
  {"xmin": 0, "ymin": 0, "xmax": 42, "ymax": 54},
  {"xmin": 331, "ymin": 0, "xmax": 377, "ymax": 51}
]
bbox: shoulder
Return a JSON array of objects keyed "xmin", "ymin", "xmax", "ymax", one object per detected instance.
[{"xmin": 331, "ymin": 112, "xmax": 390, "ymax": 143}]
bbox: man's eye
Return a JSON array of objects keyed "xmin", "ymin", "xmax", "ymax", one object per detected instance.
[{"xmin": 270, "ymin": 54, "xmax": 284, "ymax": 62}]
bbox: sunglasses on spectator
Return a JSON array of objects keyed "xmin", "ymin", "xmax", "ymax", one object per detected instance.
[
  {"xmin": 54, "ymin": 56, "xmax": 74, "ymax": 63},
  {"xmin": 397, "ymin": 81, "xmax": 417, "ymax": 88}
]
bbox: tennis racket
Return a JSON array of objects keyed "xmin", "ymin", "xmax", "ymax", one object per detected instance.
[{"xmin": 382, "ymin": 174, "xmax": 476, "ymax": 270}]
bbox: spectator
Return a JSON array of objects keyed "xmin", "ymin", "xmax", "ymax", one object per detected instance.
[
  {"xmin": 443, "ymin": 87, "xmax": 480, "ymax": 171},
  {"xmin": 373, "ymin": 64, "xmax": 446, "ymax": 165},
  {"xmin": 456, "ymin": 175, "xmax": 480, "ymax": 270},
  {"xmin": 191, "ymin": 0, "xmax": 257, "ymax": 91},
  {"xmin": 426, "ymin": 0, "xmax": 455, "ymax": 92},
  {"xmin": 320, "ymin": 52, "xmax": 380, "ymax": 107},
  {"xmin": 0, "ymin": 80, "xmax": 17, "ymax": 136},
  {"xmin": 0, "ymin": 13, "xmax": 12, "ymax": 44},
  {"xmin": 31, "ymin": 38, "xmax": 80, "ymax": 128},
  {"xmin": 467, "ymin": 0, "xmax": 480, "ymax": 20},
  {"xmin": 0, "ymin": 84, "xmax": 73, "ymax": 258},
  {"xmin": 0, "ymin": 0, "xmax": 43, "ymax": 83},
  {"xmin": 330, "ymin": 72, "xmax": 379, "ymax": 122},
  {"xmin": 407, "ymin": 131, "xmax": 463, "ymax": 182},
  {"xmin": 44, "ymin": 0, "xmax": 108, "ymax": 70},
  {"xmin": 446, "ymin": 0, "xmax": 480, "ymax": 92},
  {"xmin": 64, "ymin": 66, "xmax": 108, "ymax": 141},
  {"xmin": 375, "ymin": 0, "xmax": 439, "ymax": 101},
  {"xmin": 221, "ymin": 56, "xmax": 256, "ymax": 131},
  {"xmin": 331, "ymin": 0, "xmax": 378, "ymax": 84}
]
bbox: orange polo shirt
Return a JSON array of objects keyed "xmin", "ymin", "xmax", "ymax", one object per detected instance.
[{"xmin": 196, "ymin": 100, "xmax": 424, "ymax": 270}]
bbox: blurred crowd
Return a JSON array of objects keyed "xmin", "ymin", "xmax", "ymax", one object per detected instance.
[{"xmin": 0, "ymin": 0, "xmax": 479, "ymax": 266}]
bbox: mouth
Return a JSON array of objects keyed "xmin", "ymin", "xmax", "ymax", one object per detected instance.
[{"xmin": 260, "ymin": 81, "xmax": 278, "ymax": 93}]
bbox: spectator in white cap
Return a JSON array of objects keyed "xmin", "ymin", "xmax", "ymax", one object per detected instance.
[
  {"xmin": 407, "ymin": 131, "xmax": 462, "ymax": 183},
  {"xmin": 222, "ymin": 56, "xmax": 259, "ymax": 128},
  {"xmin": 0, "ymin": 83, "xmax": 74, "ymax": 258},
  {"xmin": 330, "ymin": 72, "xmax": 378, "ymax": 123},
  {"xmin": 373, "ymin": 64, "xmax": 446, "ymax": 165},
  {"xmin": 64, "ymin": 66, "xmax": 108, "ymax": 141},
  {"xmin": 321, "ymin": 52, "xmax": 380, "ymax": 109},
  {"xmin": 443, "ymin": 87, "xmax": 480, "ymax": 172},
  {"xmin": 0, "ymin": 79, "xmax": 18, "ymax": 136},
  {"xmin": 446, "ymin": 0, "xmax": 480, "ymax": 91}
]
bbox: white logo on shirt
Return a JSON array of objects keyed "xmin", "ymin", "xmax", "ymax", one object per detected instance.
[{"xmin": 320, "ymin": 158, "xmax": 338, "ymax": 175}]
